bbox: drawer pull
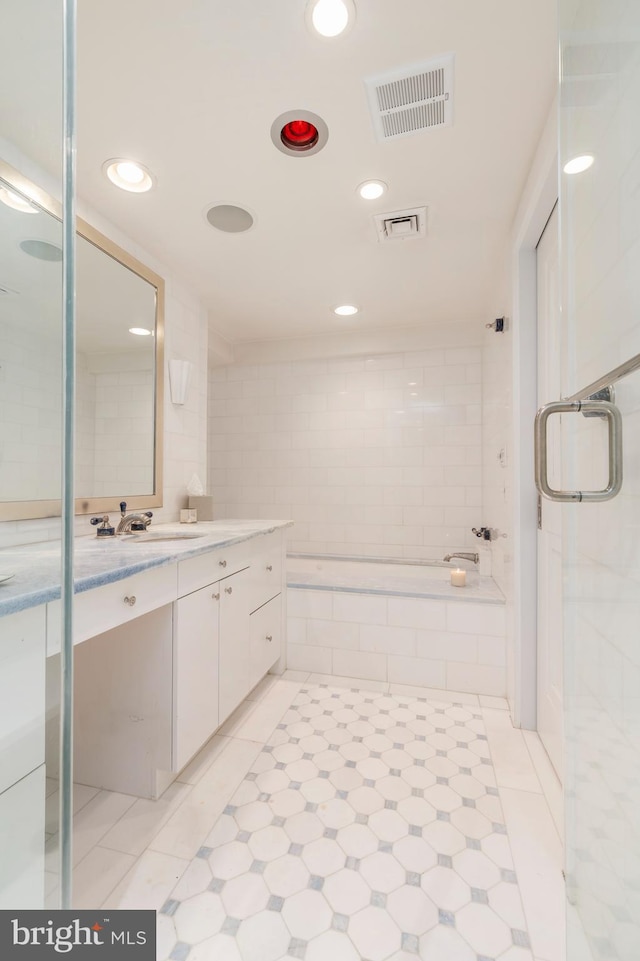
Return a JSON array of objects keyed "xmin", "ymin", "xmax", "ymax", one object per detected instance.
[
  {"xmin": 219, "ymin": 559, "xmax": 227, "ymax": 567},
  {"xmin": 266, "ymin": 634, "xmax": 273, "ymax": 642},
  {"xmin": 224, "ymin": 586, "xmax": 233, "ymax": 594},
  {"xmin": 212, "ymin": 592, "xmax": 220, "ymax": 600},
  {"xmin": 266, "ymin": 564, "xmax": 273, "ymax": 571},
  {"xmin": 123, "ymin": 595, "xmax": 137, "ymax": 607}
]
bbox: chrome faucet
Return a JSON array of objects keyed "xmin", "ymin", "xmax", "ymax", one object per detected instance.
[
  {"xmin": 443, "ymin": 552, "xmax": 479, "ymax": 565},
  {"xmin": 116, "ymin": 501, "xmax": 153, "ymax": 534}
]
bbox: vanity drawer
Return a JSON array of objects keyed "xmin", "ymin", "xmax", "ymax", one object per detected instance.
[
  {"xmin": 47, "ymin": 563, "xmax": 177, "ymax": 655},
  {"xmin": 248, "ymin": 542, "xmax": 283, "ymax": 614},
  {"xmin": 178, "ymin": 542, "xmax": 250, "ymax": 597},
  {"xmin": 249, "ymin": 593, "xmax": 282, "ymax": 690}
]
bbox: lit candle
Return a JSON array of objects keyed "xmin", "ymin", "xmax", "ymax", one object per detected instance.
[{"xmin": 451, "ymin": 568, "xmax": 466, "ymax": 587}]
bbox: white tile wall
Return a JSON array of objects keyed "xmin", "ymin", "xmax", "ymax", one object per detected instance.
[
  {"xmin": 287, "ymin": 588, "xmax": 506, "ymax": 697},
  {"xmin": 0, "ymin": 321, "xmax": 62, "ymax": 502},
  {"xmin": 208, "ymin": 350, "xmax": 483, "ymax": 559}
]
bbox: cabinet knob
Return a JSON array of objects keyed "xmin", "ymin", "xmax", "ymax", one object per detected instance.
[
  {"xmin": 224, "ymin": 586, "xmax": 233, "ymax": 594},
  {"xmin": 266, "ymin": 564, "xmax": 273, "ymax": 572},
  {"xmin": 266, "ymin": 634, "xmax": 273, "ymax": 642},
  {"xmin": 212, "ymin": 592, "xmax": 220, "ymax": 600},
  {"xmin": 124, "ymin": 595, "xmax": 137, "ymax": 607},
  {"xmin": 219, "ymin": 559, "xmax": 227, "ymax": 567}
]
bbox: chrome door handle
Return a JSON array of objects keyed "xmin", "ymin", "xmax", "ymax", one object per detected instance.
[
  {"xmin": 534, "ymin": 400, "xmax": 623, "ymax": 502},
  {"xmin": 266, "ymin": 634, "xmax": 273, "ymax": 642},
  {"xmin": 219, "ymin": 559, "xmax": 227, "ymax": 567},
  {"xmin": 266, "ymin": 564, "xmax": 273, "ymax": 571},
  {"xmin": 224, "ymin": 586, "xmax": 233, "ymax": 594},
  {"xmin": 212, "ymin": 592, "xmax": 220, "ymax": 600},
  {"xmin": 123, "ymin": 595, "xmax": 137, "ymax": 607}
]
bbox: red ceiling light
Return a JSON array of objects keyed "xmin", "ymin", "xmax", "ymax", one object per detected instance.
[
  {"xmin": 281, "ymin": 120, "xmax": 320, "ymax": 151},
  {"xmin": 271, "ymin": 110, "xmax": 329, "ymax": 157}
]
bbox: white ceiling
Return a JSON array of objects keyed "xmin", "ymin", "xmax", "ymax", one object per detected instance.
[{"xmin": 1, "ymin": 0, "xmax": 557, "ymax": 345}]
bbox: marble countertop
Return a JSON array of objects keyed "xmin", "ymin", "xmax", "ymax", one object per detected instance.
[{"xmin": 0, "ymin": 520, "xmax": 293, "ymax": 617}]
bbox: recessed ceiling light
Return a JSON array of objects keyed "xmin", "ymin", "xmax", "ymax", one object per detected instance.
[
  {"xmin": 0, "ymin": 186, "xmax": 39, "ymax": 213},
  {"xmin": 271, "ymin": 110, "xmax": 329, "ymax": 158},
  {"xmin": 129, "ymin": 327, "xmax": 152, "ymax": 336},
  {"xmin": 357, "ymin": 180, "xmax": 387, "ymax": 200},
  {"xmin": 307, "ymin": 0, "xmax": 355, "ymax": 37},
  {"xmin": 334, "ymin": 304, "xmax": 359, "ymax": 316},
  {"xmin": 563, "ymin": 155, "xmax": 594, "ymax": 175},
  {"xmin": 103, "ymin": 159, "xmax": 155, "ymax": 193}
]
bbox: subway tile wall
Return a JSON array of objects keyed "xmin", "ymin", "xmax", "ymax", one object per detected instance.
[
  {"xmin": 0, "ymin": 322, "xmax": 62, "ymax": 503},
  {"xmin": 287, "ymin": 588, "xmax": 507, "ymax": 696},
  {"xmin": 208, "ymin": 349, "xmax": 484, "ymax": 559}
]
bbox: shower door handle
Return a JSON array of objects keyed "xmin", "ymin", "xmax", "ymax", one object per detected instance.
[{"xmin": 534, "ymin": 400, "xmax": 623, "ymax": 502}]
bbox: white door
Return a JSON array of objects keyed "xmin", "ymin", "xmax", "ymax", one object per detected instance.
[{"xmin": 536, "ymin": 204, "xmax": 564, "ymax": 780}]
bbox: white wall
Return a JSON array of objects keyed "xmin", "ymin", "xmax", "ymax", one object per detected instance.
[
  {"xmin": 208, "ymin": 345, "xmax": 484, "ymax": 560},
  {"xmin": 482, "ymin": 100, "xmax": 558, "ymax": 724}
]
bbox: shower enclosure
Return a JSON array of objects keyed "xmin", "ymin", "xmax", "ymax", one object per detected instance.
[
  {"xmin": 554, "ymin": 1, "xmax": 640, "ymax": 957},
  {"xmin": 0, "ymin": 0, "xmax": 76, "ymax": 908}
]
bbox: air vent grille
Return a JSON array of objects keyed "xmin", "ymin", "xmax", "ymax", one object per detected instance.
[
  {"xmin": 376, "ymin": 68, "xmax": 445, "ymax": 112},
  {"xmin": 365, "ymin": 55, "xmax": 454, "ymax": 141},
  {"xmin": 373, "ymin": 207, "xmax": 427, "ymax": 244}
]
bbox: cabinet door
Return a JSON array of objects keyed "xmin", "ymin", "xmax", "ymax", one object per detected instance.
[
  {"xmin": 249, "ymin": 593, "xmax": 282, "ymax": 691},
  {"xmin": 0, "ymin": 607, "xmax": 45, "ymax": 795},
  {"xmin": 173, "ymin": 586, "xmax": 220, "ymax": 772},
  {"xmin": 0, "ymin": 766, "xmax": 45, "ymax": 909},
  {"xmin": 218, "ymin": 567, "xmax": 251, "ymax": 724}
]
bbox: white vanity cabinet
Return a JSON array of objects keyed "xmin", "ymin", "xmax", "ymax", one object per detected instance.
[
  {"xmin": 173, "ymin": 563, "xmax": 254, "ymax": 770},
  {"xmin": 72, "ymin": 526, "xmax": 287, "ymax": 797},
  {"xmin": 173, "ymin": 585, "xmax": 220, "ymax": 773},
  {"xmin": 0, "ymin": 606, "xmax": 47, "ymax": 908}
]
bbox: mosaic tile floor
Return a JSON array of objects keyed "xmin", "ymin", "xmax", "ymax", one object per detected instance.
[{"xmin": 159, "ymin": 683, "xmax": 534, "ymax": 961}]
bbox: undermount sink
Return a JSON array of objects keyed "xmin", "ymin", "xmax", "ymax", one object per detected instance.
[{"xmin": 122, "ymin": 531, "xmax": 205, "ymax": 542}]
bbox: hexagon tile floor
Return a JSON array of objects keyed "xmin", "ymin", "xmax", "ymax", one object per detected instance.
[{"xmin": 158, "ymin": 682, "xmax": 535, "ymax": 961}]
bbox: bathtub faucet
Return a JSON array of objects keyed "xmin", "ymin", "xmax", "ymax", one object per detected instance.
[{"xmin": 443, "ymin": 552, "xmax": 479, "ymax": 565}]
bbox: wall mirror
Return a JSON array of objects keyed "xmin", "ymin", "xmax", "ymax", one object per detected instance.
[{"xmin": 0, "ymin": 158, "xmax": 164, "ymax": 520}]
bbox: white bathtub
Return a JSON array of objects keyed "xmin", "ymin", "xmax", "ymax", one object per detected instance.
[{"xmin": 286, "ymin": 552, "xmax": 507, "ymax": 696}]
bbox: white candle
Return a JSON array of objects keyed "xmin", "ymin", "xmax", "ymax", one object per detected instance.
[{"xmin": 451, "ymin": 568, "xmax": 466, "ymax": 587}]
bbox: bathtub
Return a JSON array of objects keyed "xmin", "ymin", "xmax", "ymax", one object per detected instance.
[{"xmin": 286, "ymin": 553, "xmax": 506, "ymax": 697}]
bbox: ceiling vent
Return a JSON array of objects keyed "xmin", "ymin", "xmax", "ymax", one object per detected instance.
[
  {"xmin": 364, "ymin": 55, "xmax": 454, "ymax": 141},
  {"xmin": 373, "ymin": 206, "xmax": 427, "ymax": 243}
]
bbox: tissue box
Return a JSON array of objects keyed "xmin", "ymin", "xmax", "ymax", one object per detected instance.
[{"xmin": 188, "ymin": 495, "xmax": 215, "ymax": 521}]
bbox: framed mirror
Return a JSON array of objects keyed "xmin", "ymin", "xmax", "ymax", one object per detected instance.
[{"xmin": 0, "ymin": 158, "xmax": 164, "ymax": 520}]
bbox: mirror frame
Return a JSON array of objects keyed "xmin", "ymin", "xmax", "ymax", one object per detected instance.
[{"xmin": 0, "ymin": 157, "xmax": 164, "ymax": 520}]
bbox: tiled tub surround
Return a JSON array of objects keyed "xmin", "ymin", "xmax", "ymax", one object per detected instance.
[
  {"xmin": 287, "ymin": 556, "xmax": 507, "ymax": 697},
  {"xmin": 63, "ymin": 674, "xmax": 564, "ymax": 961},
  {"xmin": 208, "ymin": 348, "xmax": 483, "ymax": 560}
]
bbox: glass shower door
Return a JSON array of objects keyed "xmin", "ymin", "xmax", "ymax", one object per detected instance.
[
  {"xmin": 0, "ymin": 0, "xmax": 75, "ymax": 910},
  {"xmin": 559, "ymin": 1, "xmax": 640, "ymax": 957}
]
